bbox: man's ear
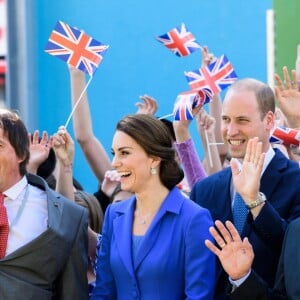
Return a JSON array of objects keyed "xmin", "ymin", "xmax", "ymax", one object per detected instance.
[
  {"xmin": 265, "ymin": 111, "xmax": 275, "ymax": 131},
  {"xmin": 18, "ymin": 155, "xmax": 27, "ymax": 164}
]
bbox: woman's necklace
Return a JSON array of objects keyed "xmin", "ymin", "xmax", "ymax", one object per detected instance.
[{"xmin": 135, "ymin": 210, "xmax": 151, "ymax": 225}]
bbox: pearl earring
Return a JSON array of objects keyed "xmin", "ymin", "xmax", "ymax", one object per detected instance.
[{"xmin": 150, "ymin": 167, "xmax": 156, "ymax": 175}]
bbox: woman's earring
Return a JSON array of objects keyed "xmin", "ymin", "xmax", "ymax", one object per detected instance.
[{"xmin": 150, "ymin": 167, "xmax": 157, "ymax": 175}]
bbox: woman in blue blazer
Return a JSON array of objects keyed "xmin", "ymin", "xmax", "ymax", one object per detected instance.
[{"xmin": 92, "ymin": 114, "xmax": 216, "ymax": 300}]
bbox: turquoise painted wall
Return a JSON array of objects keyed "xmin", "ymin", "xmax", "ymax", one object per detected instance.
[{"xmin": 35, "ymin": 0, "xmax": 271, "ymax": 192}]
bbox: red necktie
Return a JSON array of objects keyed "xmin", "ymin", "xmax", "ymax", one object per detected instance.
[{"xmin": 0, "ymin": 192, "xmax": 9, "ymax": 258}]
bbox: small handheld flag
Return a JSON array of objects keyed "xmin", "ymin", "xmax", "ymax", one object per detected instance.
[
  {"xmin": 270, "ymin": 126, "xmax": 300, "ymax": 147},
  {"xmin": 45, "ymin": 21, "xmax": 109, "ymax": 75},
  {"xmin": 184, "ymin": 54, "xmax": 237, "ymax": 95},
  {"xmin": 173, "ymin": 90, "xmax": 211, "ymax": 121},
  {"xmin": 156, "ymin": 23, "xmax": 201, "ymax": 57}
]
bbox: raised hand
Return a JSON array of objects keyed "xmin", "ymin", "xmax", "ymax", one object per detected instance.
[
  {"xmin": 195, "ymin": 109, "xmax": 216, "ymax": 134},
  {"xmin": 28, "ymin": 130, "xmax": 53, "ymax": 174},
  {"xmin": 274, "ymin": 107, "xmax": 289, "ymax": 127},
  {"xmin": 135, "ymin": 95, "xmax": 158, "ymax": 115},
  {"xmin": 231, "ymin": 137, "xmax": 265, "ymax": 202},
  {"xmin": 172, "ymin": 97, "xmax": 204, "ymax": 142},
  {"xmin": 205, "ymin": 220, "xmax": 254, "ymax": 280},
  {"xmin": 274, "ymin": 66, "xmax": 300, "ymax": 128},
  {"xmin": 52, "ymin": 126, "xmax": 74, "ymax": 169},
  {"xmin": 201, "ymin": 45, "xmax": 216, "ymax": 67},
  {"xmin": 101, "ymin": 169, "xmax": 121, "ymax": 198}
]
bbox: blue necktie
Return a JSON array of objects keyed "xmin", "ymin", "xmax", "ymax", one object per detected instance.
[{"xmin": 232, "ymin": 192, "xmax": 248, "ymax": 234}]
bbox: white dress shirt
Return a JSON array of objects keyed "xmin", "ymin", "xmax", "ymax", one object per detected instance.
[{"xmin": 4, "ymin": 176, "xmax": 48, "ymax": 256}]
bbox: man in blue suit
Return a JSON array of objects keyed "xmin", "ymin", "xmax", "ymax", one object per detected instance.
[{"xmin": 190, "ymin": 78, "xmax": 300, "ymax": 299}]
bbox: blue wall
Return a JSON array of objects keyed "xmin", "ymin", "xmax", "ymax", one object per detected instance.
[{"xmin": 35, "ymin": 0, "xmax": 271, "ymax": 193}]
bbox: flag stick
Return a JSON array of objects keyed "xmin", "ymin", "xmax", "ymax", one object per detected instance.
[
  {"xmin": 205, "ymin": 131, "xmax": 225, "ymax": 168},
  {"xmin": 158, "ymin": 113, "xmax": 173, "ymax": 120},
  {"xmin": 209, "ymin": 142, "xmax": 225, "ymax": 145},
  {"xmin": 205, "ymin": 129, "xmax": 213, "ymax": 168},
  {"xmin": 64, "ymin": 75, "xmax": 93, "ymax": 129}
]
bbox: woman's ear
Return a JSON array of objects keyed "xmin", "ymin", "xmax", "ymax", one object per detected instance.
[{"xmin": 150, "ymin": 156, "xmax": 161, "ymax": 169}]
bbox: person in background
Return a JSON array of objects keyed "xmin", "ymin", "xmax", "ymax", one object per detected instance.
[
  {"xmin": 92, "ymin": 114, "xmax": 216, "ymax": 299},
  {"xmin": 52, "ymin": 125, "xmax": 102, "ymax": 298},
  {"xmin": 195, "ymin": 108, "xmax": 224, "ymax": 174},
  {"xmin": 27, "ymin": 129, "xmax": 85, "ymax": 191},
  {"xmin": 274, "ymin": 65, "xmax": 300, "ymax": 164},
  {"xmin": 199, "ymin": 46, "xmax": 228, "ymax": 170},
  {"xmin": 0, "ymin": 108, "xmax": 88, "ymax": 299},
  {"xmin": 27, "ymin": 130, "xmax": 56, "ymax": 181},
  {"xmin": 173, "ymin": 46, "xmax": 227, "ymax": 192}
]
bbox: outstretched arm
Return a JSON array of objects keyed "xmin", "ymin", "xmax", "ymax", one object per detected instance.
[
  {"xmin": 173, "ymin": 105, "xmax": 207, "ymax": 188},
  {"xmin": 201, "ymin": 46, "xmax": 228, "ymax": 166},
  {"xmin": 52, "ymin": 125, "xmax": 99, "ymax": 261},
  {"xmin": 52, "ymin": 126, "xmax": 75, "ymax": 200},
  {"xmin": 195, "ymin": 109, "xmax": 222, "ymax": 174},
  {"xmin": 69, "ymin": 67, "xmax": 111, "ymax": 182}
]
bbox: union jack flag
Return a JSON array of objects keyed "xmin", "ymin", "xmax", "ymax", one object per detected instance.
[
  {"xmin": 156, "ymin": 23, "xmax": 201, "ymax": 57},
  {"xmin": 270, "ymin": 126, "xmax": 300, "ymax": 146},
  {"xmin": 45, "ymin": 21, "xmax": 109, "ymax": 75},
  {"xmin": 184, "ymin": 55, "xmax": 237, "ymax": 95},
  {"xmin": 173, "ymin": 90, "xmax": 211, "ymax": 121}
]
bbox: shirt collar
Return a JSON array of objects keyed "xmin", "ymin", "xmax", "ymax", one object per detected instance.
[
  {"xmin": 4, "ymin": 176, "xmax": 28, "ymax": 200},
  {"xmin": 235, "ymin": 145, "xmax": 275, "ymax": 176},
  {"xmin": 262, "ymin": 146, "xmax": 275, "ymax": 175}
]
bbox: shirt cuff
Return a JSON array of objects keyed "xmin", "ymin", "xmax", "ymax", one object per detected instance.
[{"xmin": 229, "ymin": 270, "xmax": 251, "ymax": 291}]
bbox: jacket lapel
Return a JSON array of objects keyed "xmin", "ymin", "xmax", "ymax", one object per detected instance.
[
  {"xmin": 113, "ymin": 197, "xmax": 136, "ymax": 277},
  {"xmin": 214, "ymin": 168, "xmax": 233, "ymax": 222},
  {"xmin": 134, "ymin": 188, "xmax": 183, "ymax": 270},
  {"xmin": 1, "ymin": 174, "xmax": 63, "ymax": 261},
  {"xmin": 27, "ymin": 173, "xmax": 63, "ymax": 231},
  {"xmin": 260, "ymin": 149, "xmax": 289, "ymax": 199}
]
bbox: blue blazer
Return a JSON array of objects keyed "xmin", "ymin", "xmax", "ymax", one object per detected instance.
[
  {"xmin": 92, "ymin": 187, "xmax": 216, "ymax": 300},
  {"xmin": 190, "ymin": 149, "xmax": 300, "ymax": 300}
]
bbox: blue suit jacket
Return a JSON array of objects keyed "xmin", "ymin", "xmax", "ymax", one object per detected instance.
[
  {"xmin": 92, "ymin": 187, "xmax": 216, "ymax": 300},
  {"xmin": 190, "ymin": 149, "xmax": 300, "ymax": 300}
]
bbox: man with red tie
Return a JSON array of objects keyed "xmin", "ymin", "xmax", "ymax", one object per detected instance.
[{"xmin": 0, "ymin": 108, "xmax": 89, "ymax": 299}]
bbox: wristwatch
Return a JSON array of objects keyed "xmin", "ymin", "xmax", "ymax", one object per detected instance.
[{"xmin": 246, "ymin": 192, "xmax": 266, "ymax": 209}]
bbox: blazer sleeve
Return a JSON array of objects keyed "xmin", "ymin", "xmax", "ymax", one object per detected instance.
[
  {"xmin": 229, "ymin": 271, "xmax": 270, "ymax": 300},
  {"xmin": 54, "ymin": 206, "xmax": 89, "ymax": 300},
  {"xmin": 92, "ymin": 204, "xmax": 117, "ymax": 299},
  {"xmin": 185, "ymin": 207, "xmax": 216, "ymax": 300},
  {"xmin": 230, "ymin": 269, "xmax": 294, "ymax": 300}
]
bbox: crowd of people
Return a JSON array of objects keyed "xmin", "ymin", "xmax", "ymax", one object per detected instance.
[{"xmin": 0, "ymin": 44, "xmax": 300, "ymax": 300}]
